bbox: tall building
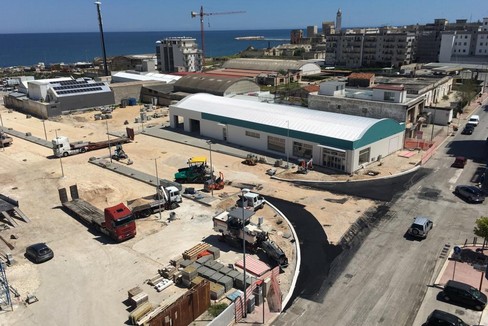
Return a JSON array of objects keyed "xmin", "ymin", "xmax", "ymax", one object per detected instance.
[
  {"xmin": 155, "ymin": 37, "xmax": 202, "ymax": 73},
  {"xmin": 336, "ymin": 8, "xmax": 342, "ymax": 33}
]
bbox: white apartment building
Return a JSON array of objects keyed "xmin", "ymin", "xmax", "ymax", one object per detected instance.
[
  {"xmin": 439, "ymin": 18, "xmax": 488, "ymax": 62},
  {"xmin": 155, "ymin": 37, "xmax": 202, "ymax": 73}
]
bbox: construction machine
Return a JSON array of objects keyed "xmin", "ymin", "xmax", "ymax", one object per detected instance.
[
  {"xmin": 174, "ymin": 156, "xmax": 212, "ymax": 183},
  {"xmin": 297, "ymin": 158, "xmax": 313, "ymax": 174},
  {"xmin": 243, "ymin": 154, "xmax": 258, "ymax": 166},
  {"xmin": 213, "ymin": 208, "xmax": 288, "ymax": 269},
  {"xmin": 204, "ymin": 172, "xmax": 225, "ymax": 192},
  {"xmin": 112, "ymin": 144, "xmax": 133, "ymax": 164}
]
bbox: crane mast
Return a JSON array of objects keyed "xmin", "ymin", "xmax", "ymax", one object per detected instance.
[{"xmin": 191, "ymin": 6, "xmax": 245, "ymax": 68}]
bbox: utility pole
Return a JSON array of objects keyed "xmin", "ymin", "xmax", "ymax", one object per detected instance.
[
  {"xmin": 106, "ymin": 120, "xmax": 112, "ymax": 162},
  {"xmin": 206, "ymin": 140, "xmax": 214, "ymax": 197},
  {"xmin": 155, "ymin": 158, "xmax": 162, "ymax": 220},
  {"xmin": 95, "ymin": 1, "xmax": 109, "ymax": 76},
  {"xmin": 241, "ymin": 192, "xmax": 247, "ymax": 318}
]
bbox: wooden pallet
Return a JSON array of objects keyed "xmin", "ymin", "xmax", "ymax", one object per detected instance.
[{"xmin": 182, "ymin": 242, "xmax": 210, "ymax": 261}]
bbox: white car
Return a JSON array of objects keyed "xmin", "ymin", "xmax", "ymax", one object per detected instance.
[{"xmin": 467, "ymin": 115, "xmax": 480, "ymax": 126}]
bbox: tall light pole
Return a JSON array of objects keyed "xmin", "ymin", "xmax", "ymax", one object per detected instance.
[
  {"xmin": 155, "ymin": 158, "xmax": 162, "ymax": 220},
  {"xmin": 106, "ymin": 120, "xmax": 112, "ymax": 162},
  {"xmin": 206, "ymin": 140, "xmax": 214, "ymax": 197},
  {"xmin": 241, "ymin": 191, "xmax": 247, "ymax": 318},
  {"xmin": 286, "ymin": 120, "xmax": 290, "ymax": 169},
  {"xmin": 42, "ymin": 119, "xmax": 47, "ymax": 141},
  {"xmin": 95, "ymin": 1, "xmax": 109, "ymax": 77},
  {"xmin": 54, "ymin": 129, "xmax": 65, "ymax": 178}
]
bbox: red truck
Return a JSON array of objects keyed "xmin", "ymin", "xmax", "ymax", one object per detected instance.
[{"xmin": 59, "ymin": 185, "xmax": 136, "ymax": 242}]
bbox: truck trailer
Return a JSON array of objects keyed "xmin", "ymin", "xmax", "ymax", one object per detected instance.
[
  {"xmin": 52, "ymin": 128, "xmax": 134, "ymax": 157},
  {"xmin": 59, "ymin": 185, "xmax": 136, "ymax": 242}
]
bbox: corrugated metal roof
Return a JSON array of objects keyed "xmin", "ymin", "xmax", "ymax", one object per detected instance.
[
  {"xmin": 222, "ymin": 58, "xmax": 318, "ymax": 72},
  {"xmin": 174, "ymin": 93, "xmax": 384, "ymax": 142},
  {"xmin": 235, "ymin": 255, "xmax": 270, "ymax": 277}
]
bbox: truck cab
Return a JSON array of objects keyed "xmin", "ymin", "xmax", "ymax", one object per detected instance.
[
  {"xmin": 237, "ymin": 190, "xmax": 265, "ymax": 211},
  {"xmin": 158, "ymin": 186, "xmax": 182, "ymax": 203},
  {"xmin": 0, "ymin": 132, "xmax": 13, "ymax": 147},
  {"xmin": 103, "ymin": 203, "xmax": 136, "ymax": 241}
]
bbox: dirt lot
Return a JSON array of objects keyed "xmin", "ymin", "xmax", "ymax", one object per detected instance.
[{"xmin": 0, "ymin": 104, "xmax": 381, "ymax": 325}]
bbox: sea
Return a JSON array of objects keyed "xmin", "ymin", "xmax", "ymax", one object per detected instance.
[{"xmin": 0, "ymin": 29, "xmax": 292, "ymax": 68}]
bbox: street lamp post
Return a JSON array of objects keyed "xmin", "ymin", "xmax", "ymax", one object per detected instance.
[
  {"xmin": 42, "ymin": 119, "xmax": 47, "ymax": 141},
  {"xmin": 155, "ymin": 158, "xmax": 162, "ymax": 220},
  {"xmin": 106, "ymin": 120, "xmax": 112, "ymax": 162},
  {"xmin": 241, "ymin": 190, "xmax": 247, "ymax": 318},
  {"xmin": 206, "ymin": 140, "xmax": 214, "ymax": 197},
  {"xmin": 54, "ymin": 129, "xmax": 65, "ymax": 178},
  {"xmin": 286, "ymin": 120, "xmax": 290, "ymax": 169}
]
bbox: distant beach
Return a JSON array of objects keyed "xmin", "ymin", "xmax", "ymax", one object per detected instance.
[{"xmin": 0, "ymin": 29, "xmax": 291, "ymax": 68}]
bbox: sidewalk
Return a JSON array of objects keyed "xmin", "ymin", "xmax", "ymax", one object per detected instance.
[{"xmin": 434, "ymin": 245, "xmax": 488, "ymax": 325}]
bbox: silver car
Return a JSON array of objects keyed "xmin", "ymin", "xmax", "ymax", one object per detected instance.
[{"xmin": 407, "ymin": 216, "xmax": 433, "ymax": 238}]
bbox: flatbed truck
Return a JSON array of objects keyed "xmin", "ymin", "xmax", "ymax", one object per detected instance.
[
  {"xmin": 52, "ymin": 128, "xmax": 134, "ymax": 157},
  {"xmin": 59, "ymin": 185, "xmax": 136, "ymax": 242},
  {"xmin": 130, "ymin": 186, "xmax": 182, "ymax": 219}
]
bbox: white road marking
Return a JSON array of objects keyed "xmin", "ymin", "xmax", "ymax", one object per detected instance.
[{"xmin": 448, "ymin": 168, "xmax": 463, "ymax": 185}]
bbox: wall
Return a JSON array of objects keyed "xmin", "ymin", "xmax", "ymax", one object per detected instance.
[
  {"xmin": 56, "ymin": 92, "xmax": 115, "ymax": 112},
  {"xmin": 207, "ymin": 302, "xmax": 235, "ymax": 326},
  {"xmin": 439, "ymin": 34, "xmax": 456, "ymax": 62},
  {"xmin": 424, "ymin": 107, "xmax": 453, "ymax": 125},
  {"xmin": 308, "ymin": 94, "xmax": 408, "ymax": 122},
  {"xmin": 350, "ymin": 132, "xmax": 404, "ymax": 172},
  {"xmin": 111, "ymin": 84, "xmax": 143, "ymax": 105}
]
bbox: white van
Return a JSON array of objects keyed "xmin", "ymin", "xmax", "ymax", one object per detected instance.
[{"xmin": 467, "ymin": 115, "xmax": 480, "ymax": 126}]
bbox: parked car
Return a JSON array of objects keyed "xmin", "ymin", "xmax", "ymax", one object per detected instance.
[
  {"xmin": 443, "ymin": 280, "xmax": 487, "ymax": 310},
  {"xmin": 454, "ymin": 185, "xmax": 485, "ymax": 203},
  {"xmin": 461, "ymin": 124, "xmax": 475, "ymax": 135},
  {"xmin": 467, "ymin": 114, "xmax": 480, "ymax": 126},
  {"xmin": 25, "ymin": 243, "xmax": 54, "ymax": 263},
  {"xmin": 452, "ymin": 156, "xmax": 467, "ymax": 168},
  {"xmin": 407, "ymin": 216, "xmax": 433, "ymax": 238},
  {"xmin": 424, "ymin": 309, "xmax": 468, "ymax": 326}
]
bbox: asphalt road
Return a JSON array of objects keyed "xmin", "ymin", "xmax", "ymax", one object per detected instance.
[{"xmin": 274, "ymin": 106, "xmax": 488, "ymax": 326}]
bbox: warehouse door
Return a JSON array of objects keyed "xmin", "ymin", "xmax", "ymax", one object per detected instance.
[{"xmin": 189, "ymin": 119, "xmax": 200, "ymax": 133}]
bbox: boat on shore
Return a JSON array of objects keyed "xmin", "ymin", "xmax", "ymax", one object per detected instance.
[{"xmin": 235, "ymin": 36, "xmax": 265, "ymax": 40}]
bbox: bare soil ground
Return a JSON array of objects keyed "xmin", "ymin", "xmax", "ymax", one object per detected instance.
[{"xmin": 0, "ymin": 103, "xmax": 409, "ymax": 325}]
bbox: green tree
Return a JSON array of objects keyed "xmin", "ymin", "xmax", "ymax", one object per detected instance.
[
  {"xmin": 455, "ymin": 79, "xmax": 479, "ymax": 114},
  {"xmin": 474, "ymin": 217, "xmax": 488, "ymax": 247}
]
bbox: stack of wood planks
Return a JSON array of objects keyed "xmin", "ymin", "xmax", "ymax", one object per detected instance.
[{"xmin": 182, "ymin": 242, "xmax": 210, "ymax": 261}]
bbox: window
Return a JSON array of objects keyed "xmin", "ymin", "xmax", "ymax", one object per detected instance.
[
  {"xmin": 358, "ymin": 148, "xmax": 370, "ymax": 165},
  {"xmin": 292, "ymin": 141, "xmax": 313, "ymax": 159},
  {"xmin": 337, "ymin": 105, "xmax": 341, "ymax": 110},
  {"xmin": 464, "ymin": 42, "xmax": 467, "ymax": 45},
  {"xmin": 267, "ymin": 136, "xmax": 285, "ymax": 153},
  {"xmin": 463, "ymin": 49, "xmax": 466, "ymax": 53},
  {"xmin": 383, "ymin": 91, "xmax": 395, "ymax": 101},
  {"xmin": 245, "ymin": 130, "xmax": 260, "ymax": 139}
]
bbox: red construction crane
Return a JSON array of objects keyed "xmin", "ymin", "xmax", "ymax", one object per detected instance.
[{"xmin": 191, "ymin": 6, "xmax": 245, "ymax": 68}]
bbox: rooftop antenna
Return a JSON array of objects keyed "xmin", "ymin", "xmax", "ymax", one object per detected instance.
[{"xmin": 95, "ymin": 1, "xmax": 109, "ymax": 77}]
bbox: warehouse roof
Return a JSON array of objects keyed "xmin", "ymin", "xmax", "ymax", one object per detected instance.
[
  {"xmin": 173, "ymin": 74, "xmax": 259, "ymax": 96},
  {"xmin": 222, "ymin": 58, "xmax": 318, "ymax": 72},
  {"xmin": 172, "ymin": 93, "xmax": 404, "ymax": 149},
  {"xmin": 111, "ymin": 71, "xmax": 180, "ymax": 83}
]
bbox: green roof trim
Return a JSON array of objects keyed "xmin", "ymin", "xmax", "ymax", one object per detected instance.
[
  {"xmin": 202, "ymin": 113, "xmax": 404, "ymax": 150},
  {"xmin": 353, "ymin": 119, "xmax": 405, "ymax": 149}
]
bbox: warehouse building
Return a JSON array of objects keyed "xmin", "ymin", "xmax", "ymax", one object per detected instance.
[{"xmin": 169, "ymin": 93, "xmax": 405, "ymax": 173}]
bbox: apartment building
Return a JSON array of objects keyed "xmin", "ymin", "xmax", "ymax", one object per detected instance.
[
  {"xmin": 439, "ymin": 18, "xmax": 488, "ymax": 62},
  {"xmin": 155, "ymin": 37, "xmax": 202, "ymax": 73}
]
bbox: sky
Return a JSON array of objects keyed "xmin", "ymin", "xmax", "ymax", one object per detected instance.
[{"xmin": 2, "ymin": 0, "xmax": 488, "ymax": 34}]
